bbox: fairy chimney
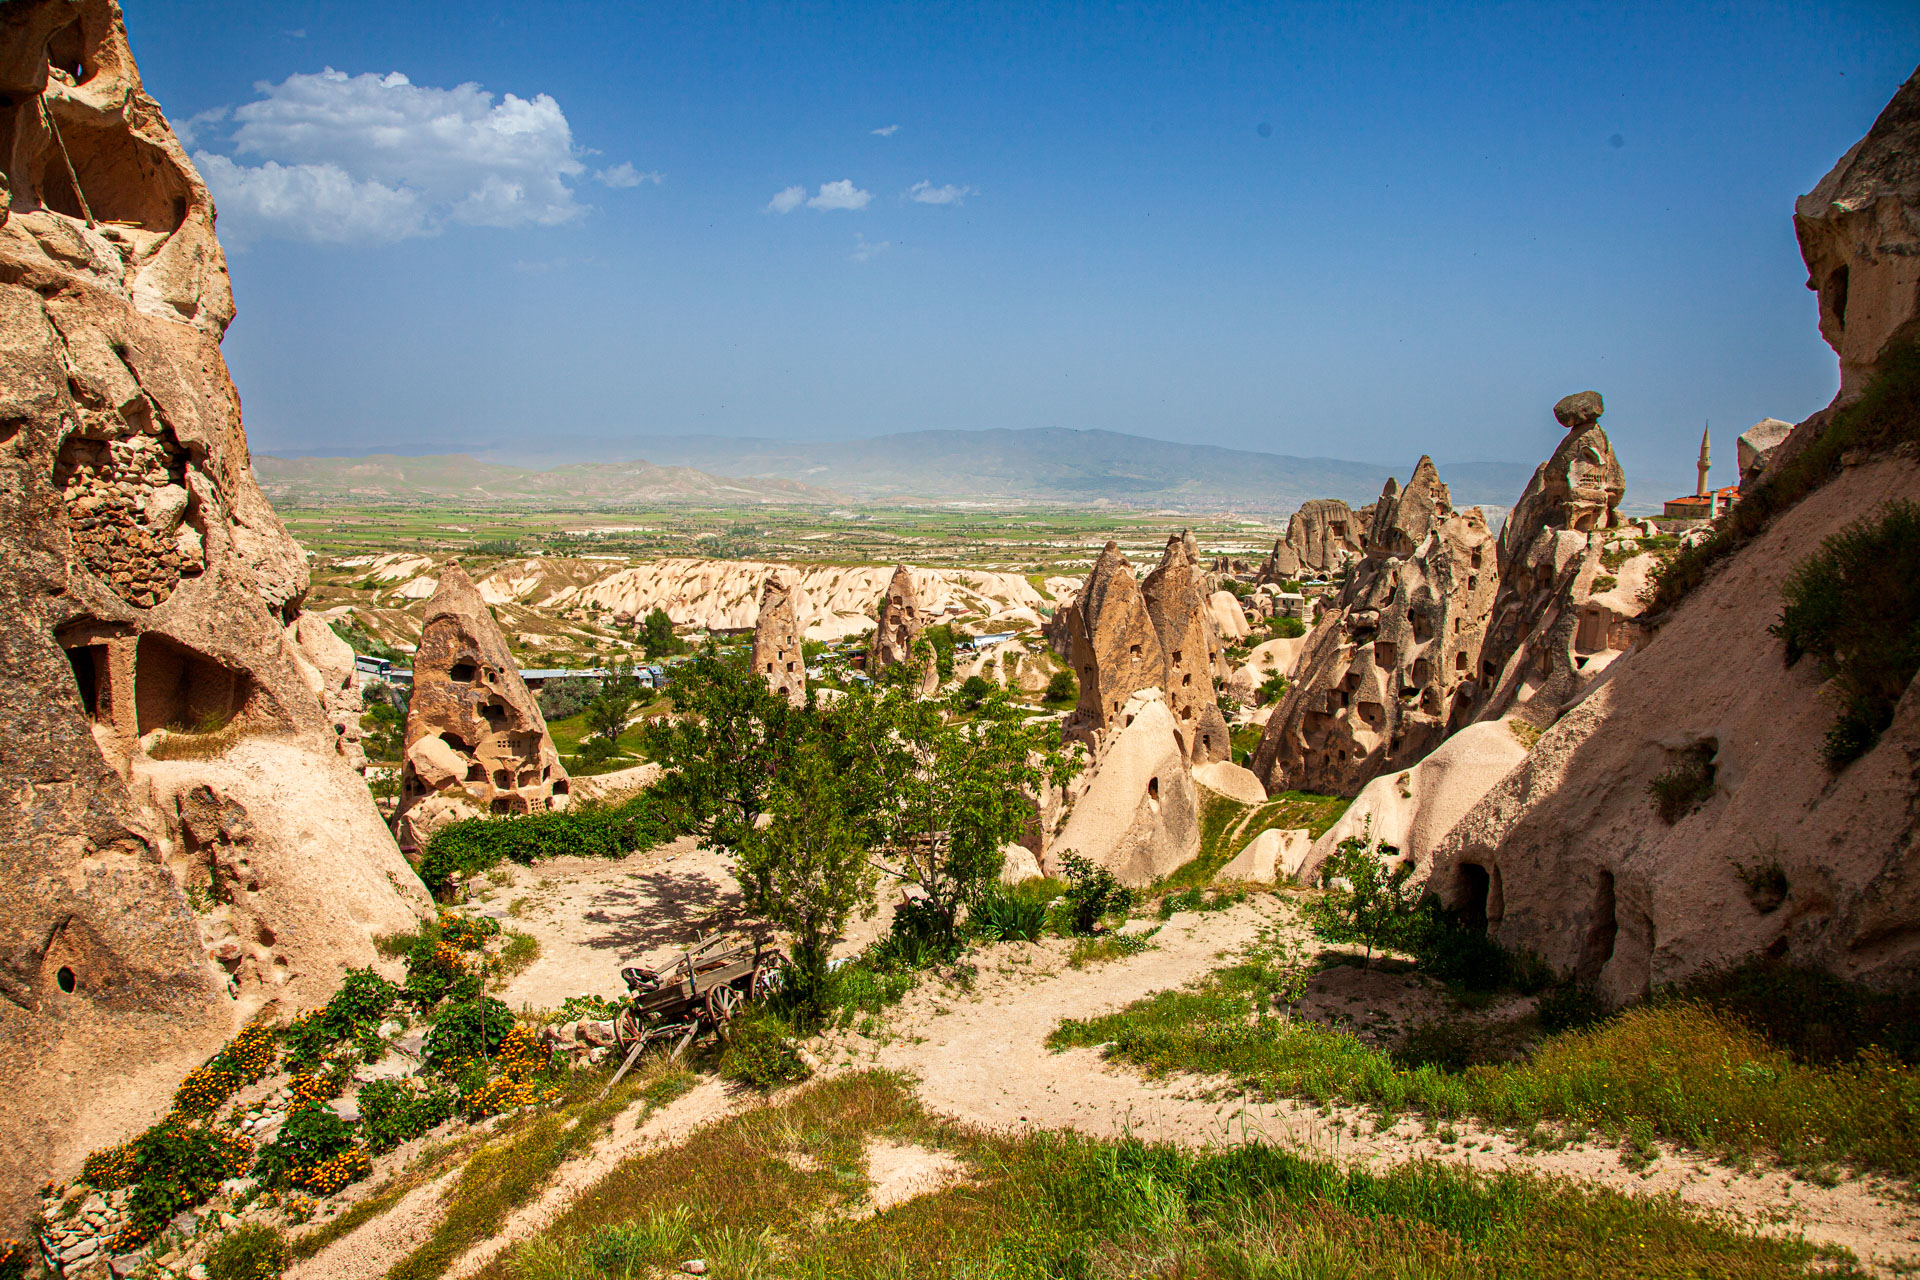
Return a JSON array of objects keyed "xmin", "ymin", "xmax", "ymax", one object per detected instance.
[
  {"xmin": 1140, "ymin": 531, "xmax": 1231, "ymax": 763},
  {"xmin": 753, "ymin": 574, "xmax": 807, "ymax": 706}
]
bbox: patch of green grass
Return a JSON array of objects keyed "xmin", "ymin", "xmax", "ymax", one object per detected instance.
[
  {"xmin": 1159, "ymin": 789, "xmax": 1348, "ymax": 893},
  {"xmin": 493, "ymin": 1070, "xmax": 1838, "ymax": 1280},
  {"xmin": 1050, "ymin": 936, "xmax": 1920, "ymax": 1180},
  {"xmin": 495, "ymin": 930, "xmax": 540, "ymax": 981},
  {"xmin": 1067, "ymin": 932, "xmax": 1156, "ymax": 968},
  {"xmin": 384, "ymin": 1061, "xmax": 681, "ymax": 1280}
]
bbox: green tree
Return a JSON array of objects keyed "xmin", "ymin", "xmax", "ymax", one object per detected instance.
[
  {"xmin": 734, "ymin": 751, "xmax": 879, "ymax": 1022},
  {"xmin": 958, "ymin": 674, "xmax": 993, "ymax": 710},
  {"xmin": 641, "ymin": 607, "xmax": 686, "ymax": 658},
  {"xmin": 1043, "ymin": 670, "xmax": 1077, "ymax": 705},
  {"xmin": 582, "ymin": 662, "xmax": 645, "ymax": 760},
  {"xmin": 1257, "ymin": 671, "xmax": 1290, "ymax": 705},
  {"xmin": 1307, "ymin": 823, "xmax": 1419, "ymax": 964},
  {"xmin": 637, "ymin": 647, "xmax": 809, "ymax": 851},
  {"xmin": 824, "ymin": 686, "xmax": 1078, "ymax": 939}
]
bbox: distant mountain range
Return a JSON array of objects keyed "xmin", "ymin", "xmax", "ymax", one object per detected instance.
[{"xmin": 258, "ymin": 427, "xmax": 1539, "ymax": 513}]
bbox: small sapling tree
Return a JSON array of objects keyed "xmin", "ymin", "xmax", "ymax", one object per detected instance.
[{"xmin": 1308, "ymin": 822, "xmax": 1420, "ymax": 964}]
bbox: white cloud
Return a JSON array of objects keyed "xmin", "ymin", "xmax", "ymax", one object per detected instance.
[
  {"xmin": 807, "ymin": 179, "xmax": 870, "ymax": 211},
  {"xmin": 189, "ymin": 68, "xmax": 645, "ymax": 244},
  {"xmin": 767, "ymin": 184, "xmax": 806, "ymax": 214},
  {"xmin": 595, "ymin": 162, "xmax": 661, "ymax": 188},
  {"xmin": 871, "ymin": 124, "xmax": 900, "ymax": 137},
  {"xmin": 175, "ymin": 106, "xmax": 227, "ymax": 150},
  {"xmin": 850, "ymin": 233, "xmax": 890, "ymax": 261},
  {"xmin": 284, "ymin": 28, "xmax": 307, "ymax": 38},
  {"xmin": 908, "ymin": 180, "xmax": 975, "ymax": 206}
]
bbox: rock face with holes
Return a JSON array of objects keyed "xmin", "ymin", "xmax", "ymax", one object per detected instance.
[
  {"xmin": 1467, "ymin": 392, "xmax": 1643, "ymax": 729},
  {"xmin": 1250, "ymin": 458, "xmax": 1498, "ymax": 797},
  {"xmin": 394, "ymin": 562, "xmax": 569, "ymax": 850},
  {"xmin": 753, "ymin": 574, "xmax": 807, "ymax": 706},
  {"xmin": 868, "ymin": 563, "xmax": 936, "ymax": 692},
  {"xmin": 1049, "ymin": 689, "xmax": 1201, "ymax": 885},
  {"xmin": 0, "ymin": 1, "xmax": 427, "ymax": 1237},
  {"xmin": 1140, "ymin": 532, "xmax": 1232, "ymax": 764},
  {"xmin": 1260, "ymin": 498, "xmax": 1369, "ymax": 581},
  {"xmin": 1425, "ymin": 85, "xmax": 1920, "ymax": 1004},
  {"xmin": 1793, "ymin": 65, "xmax": 1920, "ymax": 401}
]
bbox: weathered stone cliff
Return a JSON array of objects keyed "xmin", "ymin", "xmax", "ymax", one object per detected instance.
[
  {"xmin": 1251, "ymin": 459, "xmax": 1497, "ymax": 796},
  {"xmin": 0, "ymin": 0, "xmax": 427, "ymax": 1235},
  {"xmin": 753, "ymin": 574, "xmax": 807, "ymax": 706}
]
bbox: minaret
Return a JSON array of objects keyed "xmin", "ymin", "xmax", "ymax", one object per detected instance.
[{"xmin": 1696, "ymin": 422, "xmax": 1711, "ymax": 497}]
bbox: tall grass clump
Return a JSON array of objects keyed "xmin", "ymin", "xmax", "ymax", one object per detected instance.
[{"xmin": 1769, "ymin": 499, "xmax": 1920, "ymax": 766}]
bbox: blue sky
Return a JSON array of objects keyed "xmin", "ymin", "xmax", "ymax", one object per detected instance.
[{"xmin": 130, "ymin": 1, "xmax": 1920, "ymax": 500}]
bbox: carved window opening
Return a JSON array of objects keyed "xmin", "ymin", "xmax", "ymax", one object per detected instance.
[
  {"xmin": 1374, "ymin": 641, "xmax": 1397, "ymax": 669},
  {"xmin": 552, "ymin": 779, "xmax": 569, "ymax": 795},
  {"xmin": 1129, "ymin": 644, "xmax": 1141, "ymax": 659},
  {"xmin": 1457, "ymin": 863, "xmax": 1491, "ymax": 933},
  {"xmin": 1454, "ymin": 652, "xmax": 1467, "ymax": 672},
  {"xmin": 1147, "ymin": 777, "xmax": 1159, "ymax": 801},
  {"xmin": 56, "ymin": 966, "xmax": 76, "ymax": 994},
  {"xmin": 1411, "ymin": 613, "xmax": 1432, "ymax": 644},
  {"xmin": 449, "ymin": 662, "xmax": 477, "ymax": 682},
  {"xmin": 134, "ymin": 633, "xmax": 252, "ymax": 736},
  {"xmin": 480, "ymin": 701, "xmax": 506, "ymax": 728},
  {"xmin": 1576, "ymin": 870, "xmax": 1618, "ymax": 984},
  {"xmin": 1825, "ymin": 265, "xmax": 1850, "ymax": 332},
  {"xmin": 466, "ymin": 763, "xmax": 485, "ymax": 782},
  {"xmin": 66, "ymin": 643, "xmax": 108, "ymax": 721}
]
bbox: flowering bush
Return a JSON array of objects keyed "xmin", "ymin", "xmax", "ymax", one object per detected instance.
[
  {"xmin": 172, "ymin": 1023, "xmax": 278, "ymax": 1118},
  {"xmin": 461, "ymin": 1026, "xmax": 555, "ymax": 1119}
]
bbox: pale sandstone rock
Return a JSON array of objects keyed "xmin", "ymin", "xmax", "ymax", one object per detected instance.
[
  {"xmin": 1737, "ymin": 418, "xmax": 1795, "ymax": 490},
  {"xmin": 1793, "ymin": 66, "xmax": 1920, "ymax": 400},
  {"xmin": 1299, "ymin": 720, "xmax": 1529, "ymax": 885},
  {"xmin": 1470, "ymin": 392, "xmax": 1643, "ymax": 729},
  {"xmin": 1260, "ymin": 499, "xmax": 1367, "ymax": 581},
  {"xmin": 1192, "ymin": 760, "xmax": 1267, "ymax": 806},
  {"xmin": 1139, "ymin": 532, "xmax": 1231, "ymax": 763},
  {"xmin": 752, "ymin": 574, "xmax": 807, "ymax": 706},
  {"xmin": 1244, "ymin": 636, "xmax": 1309, "ymax": 680},
  {"xmin": 1060, "ymin": 542, "xmax": 1167, "ymax": 750},
  {"xmin": 1251, "ymin": 458, "xmax": 1498, "ymax": 797},
  {"xmin": 0, "ymin": 2, "xmax": 428, "ymax": 1233},
  {"xmin": 998, "ymin": 843, "xmax": 1043, "ymax": 884},
  {"xmin": 395, "ymin": 562, "xmax": 569, "ymax": 850},
  {"xmin": 1050, "ymin": 690, "xmax": 1201, "ymax": 886},
  {"xmin": 867, "ymin": 564, "xmax": 938, "ymax": 692},
  {"xmin": 1206, "ymin": 590, "xmax": 1250, "ymax": 642},
  {"xmin": 1216, "ymin": 827, "xmax": 1312, "ymax": 884}
]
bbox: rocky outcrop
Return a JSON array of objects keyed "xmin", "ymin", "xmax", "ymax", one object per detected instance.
[
  {"xmin": 1140, "ymin": 533, "xmax": 1232, "ymax": 764},
  {"xmin": 1299, "ymin": 720, "xmax": 1529, "ymax": 884},
  {"xmin": 1426, "ymin": 79, "xmax": 1920, "ymax": 1002},
  {"xmin": 1738, "ymin": 418, "xmax": 1795, "ymax": 490},
  {"xmin": 1794, "ymin": 65, "xmax": 1920, "ymax": 400},
  {"xmin": 752, "ymin": 574, "xmax": 807, "ymax": 706},
  {"xmin": 1049, "ymin": 690, "xmax": 1201, "ymax": 885},
  {"xmin": 0, "ymin": 0, "xmax": 427, "ymax": 1235},
  {"xmin": 1469, "ymin": 392, "xmax": 1640, "ymax": 728},
  {"xmin": 1217, "ymin": 827, "xmax": 1312, "ymax": 883},
  {"xmin": 1061, "ymin": 543, "xmax": 1167, "ymax": 750},
  {"xmin": 1259, "ymin": 499, "xmax": 1367, "ymax": 581},
  {"xmin": 1250, "ymin": 459, "xmax": 1497, "ymax": 796},
  {"xmin": 868, "ymin": 563, "xmax": 936, "ymax": 691},
  {"xmin": 395, "ymin": 563, "xmax": 569, "ymax": 849}
]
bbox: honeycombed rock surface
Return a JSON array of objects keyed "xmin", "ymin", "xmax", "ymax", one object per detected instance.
[
  {"xmin": 753, "ymin": 574, "xmax": 807, "ymax": 706},
  {"xmin": 1251, "ymin": 458, "xmax": 1497, "ymax": 796},
  {"xmin": 1427, "ymin": 71, "xmax": 1920, "ymax": 1002},
  {"xmin": 1468, "ymin": 392, "xmax": 1643, "ymax": 728},
  {"xmin": 0, "ymin": 0, "xmax": 427, "ymax": 1236},
  {"xmin": 1140, "ymin": 532, "xmax": 1232, "ymax": 764},
  {"xmin": 868, "ymin": 563, "xmax": 936, "ymax": 692},
  {"xmin": 1259, "ymin": 498, "xmax": 1368, "ymax": 580},
  {"xmin": 395, "ymin": 562, "xmax": 570, "ymax": 851}
]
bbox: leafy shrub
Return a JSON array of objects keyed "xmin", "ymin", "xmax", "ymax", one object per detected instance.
[
  {"xmin": 1647, "ymin": 744, "xmax": 1715, "ymax": 823},
  {"xmin": 1271, "ymin": 615, "xmax": 1306, "ymax": 639},
  {"xmin": 0, "ymin": 1239, "xmax": 25, "ymax": 1280},
  {"xmin": 91, "ymin": 1121, "xmax": 255, "ymax": 1248},
  {"xmin": 1732, "ymin": 856, "xmax": 1789, "ymax": 913},
  {"xmin": 1673, "ymin": 955, "xmax": 1920, "ymax": 1066},
  {"xmin": 555, "ymin": 993, "xmax": 624, "ymax": 1022},
  {"xmin": 1648, "ymin": 340, "xmax": 1920, "ymax": 613},
  {"xmin": 424, "ymin": 997, "xmax": 516, "ymax": 1076},
  {"xmin": 717, "ymin": 1008, "xmax": 812, "ymax": 1089},
  {"xmin": 1043, "ymin": 670, "xmax": 1077, "ymax": 704},
  {"xmin": 358, "ymin": 1078, "xmax": 459, "ymax": 1153},
  {"xmin": 1591, "ymin": 574, "xmax": 1617, "ymax": 593},
  {"xmin": 283, "ymin": 968, "xmax": 397, "ymax": 1068},
  {"xmin": 537, "ymin": 676, "xmax": 601, "ymax": 722},
  {"xmin": 255, "ymin": 1103, "xmax": 354, "ymax": 1188},
  {"xmin": 1770, "ymin": 499, "xmax": 1920, "ymax": 767},
  {"xmin": 417, "ymin": 793, "xmax": 681, "ymax": 892},
  {"xmin": 1303, "ymin": 829, "xmax": 1419, "ymax": 962},
  {"xmin": 1059, "ymin": 853, "xmax": 1134, "ymax": 935},
  {"xmin": 1536, "ymin": 982, "xmax": 1607, "ymax": 1032},
  {"xmin": 463, "ymin": 1026, "xmax": 556, "ymax": 1118},
  {"xmin": 172, "ymin": 1023, "xmax": 277, "ymax": 1118},
  {"xmin": 205, "ymin": 1223, "xmax": 290, "ymax": 1280},
  {"xmin": 1067, "ymin": 933, "xmax": 1154, "ymax": 968},
  {"xmin": 957, "ymin": 674, "xmax": 994, "ymax": 709}
]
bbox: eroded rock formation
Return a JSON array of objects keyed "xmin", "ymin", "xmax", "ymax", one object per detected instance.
[
  {"xmin": 753, "ymin": 574, "xmax": 807, "ymax": 706},
  {"xmin": 395, "ymin": 563, "xmax": 569, "ymax": 850},
  {"xmin": 0, "ymin": 0, "xmax": 427, "ymax": 1234},
  {"xmin": 1260, "ymin": 498, "xmax": 1368, "ymax": 581},
  {"xmin": 1427, "ymin": 73, "xmax": 1920, "ymax": 1003},
  {"xmin": 1140, "ymin": 532, "xmax": 1231, "ymax": 764},
  {"xmin": 1049, "ymin": 689, "xmax": 1201, "ymax": 885},
  {"xmin": 867, "ymin": 563, "xmax": 936, "ymax": 692},
  {"xmin": 1468, "ymin": 392, "xmax": 1640, "ymax": 728},
  {"xmin": 1250, "ymin": 459, "xmax": 1497, "ymax": 796}
]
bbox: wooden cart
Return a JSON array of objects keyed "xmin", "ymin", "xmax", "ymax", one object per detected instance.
[{"xmin": 602, "ymin": 936, "xmax": 785, "ymax": 1090}]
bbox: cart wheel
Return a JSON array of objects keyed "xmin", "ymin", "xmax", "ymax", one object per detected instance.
[
  {"xmin": 614, "ymin": 1007, "xmax": 641, "ymax": 1052},
  {"xmin": 749, "ymin": 962, "xmax": 783, "ymax": 1001},
  {"xmin": 706, "ymin": 983, "xmax": 742, "ymax": 1038}
]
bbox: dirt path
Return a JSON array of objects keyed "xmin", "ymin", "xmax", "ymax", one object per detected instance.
[{"xmin": 820, "ymin": 895, "xmax": 1920, "ymax": 1273}]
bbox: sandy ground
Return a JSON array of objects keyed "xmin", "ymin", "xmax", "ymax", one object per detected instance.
[
  {"xmin": 819, "ymin": 895, "xmax": 1920, "ymax": 1273},
  {"xmin": 307, "ymin": 855, "xmax": 1919, "ymax": 1275}
]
